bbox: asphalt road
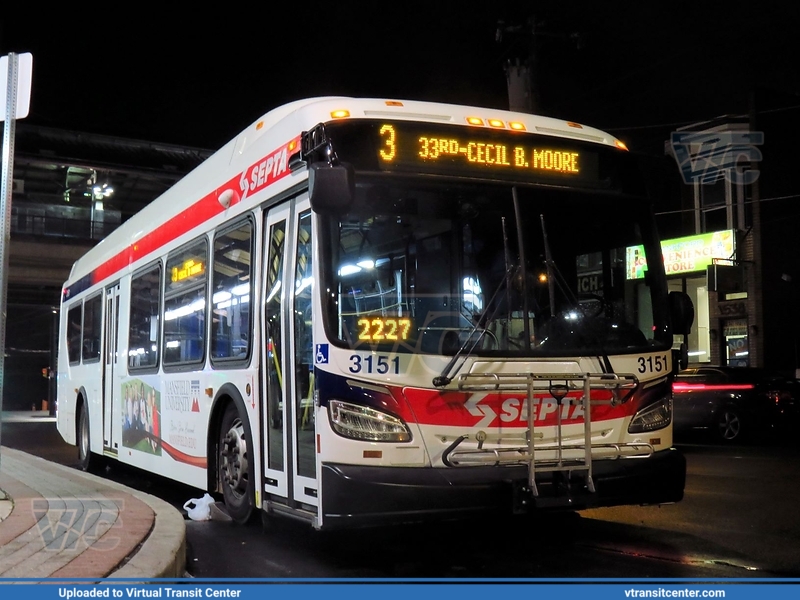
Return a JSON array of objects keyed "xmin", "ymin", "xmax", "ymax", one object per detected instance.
[{"xmin": 4, "ymin": 418, "xmax": 800, "ymax": 578}]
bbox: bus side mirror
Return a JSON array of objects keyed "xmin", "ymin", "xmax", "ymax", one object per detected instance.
[
  {"xmin": 308, "ymin": 162, "xmax": 355, "ymax": 215},
  {"xmin": 669, "ymin": 291, "xmax": 694, "ymax": 371},
  {"xmin": 673, "ymin": 343, "xmax": 689, "ymax": 372},
  {"xmin": 669, "ymin": 291, "xmax": 694, "ymax": 336}
]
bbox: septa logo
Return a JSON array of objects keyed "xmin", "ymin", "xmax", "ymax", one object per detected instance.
[
  {"xmin": 238, "ymin": 136, "xmax": 300, "ymax": 201},
  {"xmin": 466, "ymin": 392, "xmax": 586, "ymax": 428},
  {"xmin": 403, "ymin": 388, "xmax": 622, "ymax": 428}
]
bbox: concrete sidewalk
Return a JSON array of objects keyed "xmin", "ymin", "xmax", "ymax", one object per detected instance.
[{"xmin": 0, "ymin": 432, "xmax": 186, "ymax": 581}]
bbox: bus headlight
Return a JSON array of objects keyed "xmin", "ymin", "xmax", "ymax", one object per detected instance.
[
  {"xmin": 628, "ymin": 396, "xmax": 672, "ymax": 433},
  {"xmin": 328, "ymin": 400, "xmax": 411, "ymax": 442}
]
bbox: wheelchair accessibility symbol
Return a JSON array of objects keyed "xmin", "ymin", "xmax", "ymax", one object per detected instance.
[{"xmin": 315, "ymin": 344, "xmax": 329, "ymax": 364}]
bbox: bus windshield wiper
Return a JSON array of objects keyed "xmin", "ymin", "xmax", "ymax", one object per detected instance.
[
  {"xmin": 432, "ymin": 262, "xmax": 520, "ymax": 387},
  {"xmin": 433, "ymin": 215, "xmax": 519, "ymax": 388},
  {"xmin": 539, "ymin": 214, "xmax": 614, "ymax": 374}
]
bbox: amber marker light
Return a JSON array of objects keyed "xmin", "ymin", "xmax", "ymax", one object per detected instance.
[
  {"xmin": 615, "ymin": 139, "xmax": 629, "ymax": 151},
  {"xmin": 256, "ymin": 121, "xmax": 265, "ymax": 130},
  {"xmin": 466, "ymin": 116, "xmax": 484, "ymax": 126},
  {"xmin": 567, "ymin": 121, "xmax": 583, "ymax": 129},
  {"xmin": 488, "ymin": 119, "xmax": 505, "ymax": 128},
  {"xmin": 385, "ymin": 101, "xmax": 404, "ymax": 106},
  {"xmin": 509, "ymin": 121, "xmax": 526, "ymax": 131},
  {"xmin": 330, "ymin": 109, "xmax": 350, "ymax": 119}
]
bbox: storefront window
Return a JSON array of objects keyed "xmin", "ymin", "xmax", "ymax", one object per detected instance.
[
  {"xmin": 669, "ymin": 277, "xmax": 711, "ymax": 364},
  {"xmin": 723, "ymin": 318, "xmax": 749, "ymax": 367}
]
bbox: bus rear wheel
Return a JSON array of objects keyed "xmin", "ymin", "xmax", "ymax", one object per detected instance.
[
  {"xmin": 77, "ymin": 403, "xmax": 103, "ymax": 473},
  {"xmin": 219, "ymin": 403, "xmax": 254, "ymax": 524}
]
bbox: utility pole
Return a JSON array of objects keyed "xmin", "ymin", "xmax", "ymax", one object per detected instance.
[
  {"xmin": 748, "ymin": 89, "xmax": 765, "ymax": 369},
  {"xmin": 496, "ymin": 16, "xmax": 582, "ymax": 115},
  {"xmin": 1, "ymin": 52, "xmax": 34, "ymax": 462},
  {"xmin": 497, "ymin": 16, "xmax": 538, "ymax": 114}
]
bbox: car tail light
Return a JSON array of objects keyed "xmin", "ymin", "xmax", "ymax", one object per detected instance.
[{"xmin": 672, "ymin": 383, "xmax": 755, "ymax": 392}]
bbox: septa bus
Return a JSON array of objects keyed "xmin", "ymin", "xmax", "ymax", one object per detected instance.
[{"xmin": 56, "ymin": 97, "xmax": 694, "ymax": 529}]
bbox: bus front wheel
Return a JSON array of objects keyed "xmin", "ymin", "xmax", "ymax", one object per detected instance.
[{"xmin": 219, "ymin": 403, "xmax": 254, "ymax": 524}]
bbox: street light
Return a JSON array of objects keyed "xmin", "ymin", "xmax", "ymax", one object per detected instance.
[{"xmin": 90, "ymin": 179, "xmax": 113, "ymax": 239}]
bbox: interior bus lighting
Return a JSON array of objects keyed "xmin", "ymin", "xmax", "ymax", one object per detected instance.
[
  {"xmin": 330, "ymin": 109, "xmax": 350, "ymax": 119},
  {"xmin": 487, "ymin": 119, "xmax": 505, "ymax": 128},
  {"xmin": 466, "ymin": 117, "xmax": 484, "ymax": 126},
  {"xmin": 338, "ymin": 264, "xmax": 361, "ymax": 276}
]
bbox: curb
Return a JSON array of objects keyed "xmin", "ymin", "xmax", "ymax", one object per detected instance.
[{"xmin": 0, "ymin": 448, "xmax": 186, "ymax": 580}]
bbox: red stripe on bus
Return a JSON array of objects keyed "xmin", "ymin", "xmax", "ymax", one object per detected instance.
[
  {"xmin": 160, "ymin": 440, "xmax": 208, "ymax": 468},
  {"xmin": 91, "ymin": 181, "xmax": 237, "ymax": 284},
  {"xmin": 85, "ymin": 134, "xmax": 301, "ymax": 287},
  {"xmin": 399, "ymin": 387, "xmax": 630, "ymax": 428}
]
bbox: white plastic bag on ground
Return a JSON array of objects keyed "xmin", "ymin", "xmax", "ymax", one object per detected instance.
[{"xmin": 183, "ymin": 493, "xmax": 215, "ymax": 521}]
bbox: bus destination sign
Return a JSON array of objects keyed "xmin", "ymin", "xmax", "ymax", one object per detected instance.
[{"xmin": 375, "ymin": 122, "xmax": 602, "ymax": 184}]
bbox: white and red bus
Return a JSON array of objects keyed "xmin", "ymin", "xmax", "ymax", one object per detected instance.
[{"xmin": 57, "ymin": 97, "xmax": 694, "ymax": 529}]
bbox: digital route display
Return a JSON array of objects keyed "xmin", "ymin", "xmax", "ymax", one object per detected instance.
[{"xmin": 374, "ymin": 122, "xmax": 602, "ymax": 184}]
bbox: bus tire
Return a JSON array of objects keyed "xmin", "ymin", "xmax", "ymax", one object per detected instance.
[
  {"xmin": 77, "ymin": 403, "xmax": 102, "ymax": 473},
  {"xmin": 219, "ymin": 402, "xmax": 254, "ymax": 524}
]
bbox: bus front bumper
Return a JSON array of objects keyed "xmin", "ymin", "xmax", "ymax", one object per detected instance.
[{"xmin": 319, "ymin": 447, "xmax": 685, "ymax": 530}]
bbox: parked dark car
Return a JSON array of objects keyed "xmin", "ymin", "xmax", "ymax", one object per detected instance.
[{"xmin": 672, "ymin": 366, "xmax": 800, "ymax": 442}]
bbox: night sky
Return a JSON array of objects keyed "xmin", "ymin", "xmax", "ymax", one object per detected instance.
[{"xmin": 2, "ymin": 2, "xmax": 798, "ymax": 153}]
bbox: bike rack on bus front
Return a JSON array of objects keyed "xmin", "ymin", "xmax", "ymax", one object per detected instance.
[{"xmin": 442, "ymin": 372, "xmax": 644, "ymax": 497}]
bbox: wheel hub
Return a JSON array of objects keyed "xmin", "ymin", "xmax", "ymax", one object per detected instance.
[{"xmin": 221, "ymin": 419, "xmax": 248, "ymax": 496}]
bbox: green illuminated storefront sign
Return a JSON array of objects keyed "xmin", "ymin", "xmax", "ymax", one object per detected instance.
[{"xmin": 627, "ymin": 230, "xmax": 735, "ymax": 279}]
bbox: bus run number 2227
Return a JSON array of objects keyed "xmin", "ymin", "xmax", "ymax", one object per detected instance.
[{"xmin": 57, "ymin": 97, "xmax": 694, "ymax": 530}]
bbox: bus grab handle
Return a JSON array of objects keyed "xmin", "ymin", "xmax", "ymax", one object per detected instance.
[{"xmin": 441, "ymin": 435, "xmax": 468, "ymax": 467}]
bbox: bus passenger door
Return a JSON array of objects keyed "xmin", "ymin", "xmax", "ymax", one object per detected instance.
[
  {"xmin": 103, "ymin": 282, "xmax": 121, "ymax": 455},
  {"xmin": 289, "ymin": 199, "xmax": 317, "ymax": 507},
  {"xmin": 263, "ymin": 204, "xmax": 290, "ymax": 498},
  {"xmin": 262, "ymin": 197, "xmax": 318, "ymax": 514}
]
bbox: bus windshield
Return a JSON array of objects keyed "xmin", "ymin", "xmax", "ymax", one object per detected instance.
[{"xmin": 319, "ymin": 178, "xmax": 669, "ymax": 357}]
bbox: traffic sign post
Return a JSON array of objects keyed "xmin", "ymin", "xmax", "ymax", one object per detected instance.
[{"xmin": 0, "ymin": 52, "xmax": 34, "ymax": 462}]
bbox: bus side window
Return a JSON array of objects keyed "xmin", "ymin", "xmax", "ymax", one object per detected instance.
[
  {"xmin": 82, "ymin": 294, "xmax": 103, "ymax": 362},
  {"xmin": 211, "ymin": 219, "xmax": 254, "ymax": 362},
  {"xmin": 67, "ymin": 303, "xmax": 82, "ymax": 365},
  {"xmin": 129, "ymin": 264, "xmax": 162, "ymax": 370},
  {"xmin": 164, "ymin": 239, "xmax": 208, "ymax": 366}
]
